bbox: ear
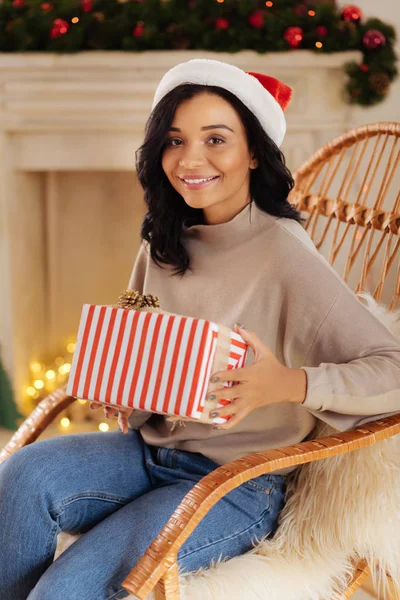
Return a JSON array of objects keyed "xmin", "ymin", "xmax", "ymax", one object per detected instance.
[{"xmin": 250, "ymin": 153, "xmax": 258, "ymax": 170}]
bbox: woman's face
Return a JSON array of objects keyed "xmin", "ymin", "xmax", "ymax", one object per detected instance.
[{"xmin": 161, "ymin": 92, "xmax": 257, "ymax": 225}]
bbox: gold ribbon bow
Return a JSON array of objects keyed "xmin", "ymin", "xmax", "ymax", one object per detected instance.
[{"xmin": 117, "ymin": 290, "xmax": 161, "ymax": 312}]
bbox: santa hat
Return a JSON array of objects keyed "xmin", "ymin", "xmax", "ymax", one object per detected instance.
[{"xmin": 151, "ymin": 58, "xmax": 292, "ymax": 147}]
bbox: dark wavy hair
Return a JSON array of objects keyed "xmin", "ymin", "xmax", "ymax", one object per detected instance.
[{"xmin": 135, "ymin": 83, "xmax": 306, "ymax": 277}]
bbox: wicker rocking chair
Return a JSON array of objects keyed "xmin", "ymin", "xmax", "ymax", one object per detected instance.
[{"xmin": 1, "ymin": 122, "xmax": 400, "ymax": 600}]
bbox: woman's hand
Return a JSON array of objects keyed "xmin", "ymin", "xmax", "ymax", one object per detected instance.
[
  {"xmin": 89, "ymin": 402, "xmax": 134, "ymax": 434},
  {"xmin": 207, "ymin": 323, "xmax": 307, "ymax": 430}
]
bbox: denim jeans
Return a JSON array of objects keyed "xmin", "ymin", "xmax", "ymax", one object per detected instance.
[{"xmin": 0, "ymin": 428, "xmax": 287, "ymax": 600}]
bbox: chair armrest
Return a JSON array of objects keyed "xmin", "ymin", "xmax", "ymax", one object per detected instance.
[
  {"xmin": 122, "ymin": 414, "xmax": 400, "ymax": 599},
  {"xmin": 0, "ymin": 387, "xmax": 76, "ymax": 464}
]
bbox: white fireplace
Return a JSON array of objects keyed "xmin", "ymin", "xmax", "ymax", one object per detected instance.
[{"xmin": 0, "ymin": 49, "xmax": 361, "ymax": 410}]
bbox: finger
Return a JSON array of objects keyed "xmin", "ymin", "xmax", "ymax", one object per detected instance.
[
  {"xmin": 209, "ymin": 399, "xmax": 241, "ymax": 419},
  {"xmin": 118, "ymin": 412, "xmax": 129, "ymax": 434},
  {"xmin": 206, "ymin": 385, "xmax": 246, "ymax": 404},
  {"xmin": 210, "ymin": 367, "xmax": 251, "ymax": 384},
  {"xmin": 214, "ymin": 410, "xmax": 246, "ymax": 430},
  {"xmin": 90, "ymin": 402, "xmax": 102, "ymax": 409},
  {"xmin": 103, "ymin": 406, "xmax": 115, "ymax": 419}
]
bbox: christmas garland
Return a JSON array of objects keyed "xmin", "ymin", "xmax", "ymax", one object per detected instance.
[
  {"xmin": 0, "ymin": 0, "xmax": 397, "ymax": 106},
  {"xmin": 0, "ymin": 354, "xmax": 23, "ymax": 430}
]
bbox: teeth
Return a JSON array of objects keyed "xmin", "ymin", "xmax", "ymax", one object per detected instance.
[{"xmin": 183, "ymin": 177, "xmax": 216, "ymax": 184}]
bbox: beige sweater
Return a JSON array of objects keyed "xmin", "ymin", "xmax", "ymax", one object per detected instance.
[{"xmin": 127, "ymin": 201, "xmax": 400, "ymax": 475}]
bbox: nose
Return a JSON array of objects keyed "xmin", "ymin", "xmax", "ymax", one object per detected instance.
[{"xmin": 178, "ymin": 142, "xmax": 206, "ymax": 169}]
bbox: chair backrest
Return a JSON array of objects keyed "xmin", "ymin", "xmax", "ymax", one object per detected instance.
[{"xmin": 289, "ymin": 122, "xmax": 400, "ymax": 312}]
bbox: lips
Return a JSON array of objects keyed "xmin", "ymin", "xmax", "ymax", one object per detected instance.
[
  {"xmin": 179, "ymin": 176, "xmax": 219, "ymax": 182},
  {"xmin": 179, "ymin": 175, "xmax": 220, "ymax": 190}
]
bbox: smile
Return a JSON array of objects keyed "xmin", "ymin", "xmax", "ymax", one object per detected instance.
[{"xmin": 179, "ymin": 176, "xmax": 219, "ymax": 189}]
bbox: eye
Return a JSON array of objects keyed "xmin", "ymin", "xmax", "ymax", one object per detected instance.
[
  {"xmin": 209, "ymin": 137, "xmax": 224, "ymax": 145},
  {"xmin": 165, "ymin": 138, "xmax": 182, "ymax": 147}
]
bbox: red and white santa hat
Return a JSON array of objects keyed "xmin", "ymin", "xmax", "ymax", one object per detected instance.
[{"xmin": 151, "ymin": 58, "xmax": 292, "ymax": 148}]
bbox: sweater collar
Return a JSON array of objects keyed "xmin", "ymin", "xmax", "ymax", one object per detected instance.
[{"xmin": 183, "ymin": 201, "xmax": 277, "ymax": 249}]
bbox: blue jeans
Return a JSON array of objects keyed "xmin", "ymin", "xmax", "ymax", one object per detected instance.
[{"xmin": 0, "ymin": 428, "xmax": 287, "ymax": 600}]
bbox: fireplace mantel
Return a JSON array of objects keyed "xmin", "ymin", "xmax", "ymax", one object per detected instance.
[
  {"xmin": 0, "ymin": 49, "xmax": 361, "ymax": 407},
  {"xmin": 1, "ymin": 50, "xmax": 361, "ymax": 168}
]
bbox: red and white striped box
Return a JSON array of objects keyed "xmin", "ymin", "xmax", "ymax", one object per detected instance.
[{"xmin": 66, "ymin": 305, "xmax": 248, "ymax": 423}]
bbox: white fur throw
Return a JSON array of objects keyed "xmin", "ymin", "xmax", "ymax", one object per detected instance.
[{"xmin": 55, "ymin": 291, "xmax": 400, "ymax": 600}]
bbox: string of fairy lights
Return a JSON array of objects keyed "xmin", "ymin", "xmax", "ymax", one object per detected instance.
[{"xmin": 24, "ymin": 341, "xmax": 114, "ymax": 433}]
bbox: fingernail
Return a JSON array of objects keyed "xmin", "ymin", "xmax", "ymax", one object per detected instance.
[
  {"xmin": 210, "ymin": 411, "xmax": 219, "ymax": 418},
  {"xmin": 211, "ymin": 376, "xmax": 219, "ymax": 383},
  {"xmin": 207, "ymin": 394, "xmax": 216, "ymax": 401},
  {"xmin": 213, "ymin": 425, "xmax": 222, "ymax": 430},
  {"xmin": 236, "ymin": 322, "xmax": 245, "ymax": 329}
]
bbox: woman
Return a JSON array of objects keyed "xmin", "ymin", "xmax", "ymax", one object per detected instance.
[{"xmin": 1, "ymin": 59, "xmax": 399, "ymax": 600}]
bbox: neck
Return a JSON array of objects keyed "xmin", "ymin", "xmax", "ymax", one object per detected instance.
[
  {"xmin": 202, "ymin": 197, "xmax": 252, "ymax": 226},
  {"xmin": 183, "ymin": 200, "xmax": 279, "ymax": 250}
]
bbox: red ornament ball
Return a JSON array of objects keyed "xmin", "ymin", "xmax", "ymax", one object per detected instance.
[
  {"xmin": 316, "ymin": 25, "xmax": 328, "ymax": 37},
  {"xmin": 215, "ymin": 17, "xmax": 229, "ymax": 30},
  {"xmin": 363, "ymin": 29, "xmax": 386, "ymax": 50},
  {"xmin": 12, "ymin": 0, "xmax": 25, "ymax": 6},
  {"xmin": 360, "ymin": 63, "xmax": 369, "ymax": 72},
  {"xmin": 284, "ymin": 26, "xmax": 303, "ymax": 49},
  {"xmin": 81, "ymin": 0, "xmax": 93, "ymax": 12},
  {"xmin": 341, "ymin": 5, "xmax": 363, "ymax": 23},
  {"xmin": 41, "ymin": 3, "xmax": 53, "ymax": 11},
  {"xmin": 133, "ymin": 24, "xmax": 144, "ymax": 37},
  {"xmin": 248, "ymin": 10, "xmax": 264, "ymax": 29},
  {"xmin": 50, "ymin": 18, "xmax": 69, "ymax": 39}
]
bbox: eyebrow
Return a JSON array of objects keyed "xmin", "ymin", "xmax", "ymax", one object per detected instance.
[{"xmin": 169, "ymin": 124, "xmax": 234, "ymax": 133}]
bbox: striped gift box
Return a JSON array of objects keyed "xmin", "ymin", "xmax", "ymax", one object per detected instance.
[{"xmin": 66, "ymin": 305, "xmax": 248, "ymax": 422}]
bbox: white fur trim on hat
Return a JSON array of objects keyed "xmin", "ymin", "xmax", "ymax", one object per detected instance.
[{"xmin": 151, "ymin": 58, "xmax": 286, "ymax": 147}]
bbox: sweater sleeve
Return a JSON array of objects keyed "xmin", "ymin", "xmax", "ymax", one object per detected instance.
[
  {"xmin": 300, "ymin": 282, "xmax": 400, "ymax": 431},
  {"xmin": 126, "ymin": 240, "xmax": 154, "ymax": 430},
  {"xmin": 127, "ymin": 239, "xmax": 149, "ymax": 293}
]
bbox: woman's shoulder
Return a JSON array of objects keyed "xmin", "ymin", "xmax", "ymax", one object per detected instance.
[
  {"xmin": 268, "ymin": 215, "xmax": 348, "ymax": 294},
  {"xmin": 254, "ymin": 204, "xmax": 318, "ymax": 256},
  {"xmin": 271, "ymin": 215, "xmax": 319, "ymax": 255}
]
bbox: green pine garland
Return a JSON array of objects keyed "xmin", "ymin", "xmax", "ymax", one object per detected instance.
[
  {"xmin": 0, "ymin": 0, "xmax": 397, "ymax": 106},
  {"xmin": 0, "ymin": 355, "xmax": 23, "ymax": 431}
]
